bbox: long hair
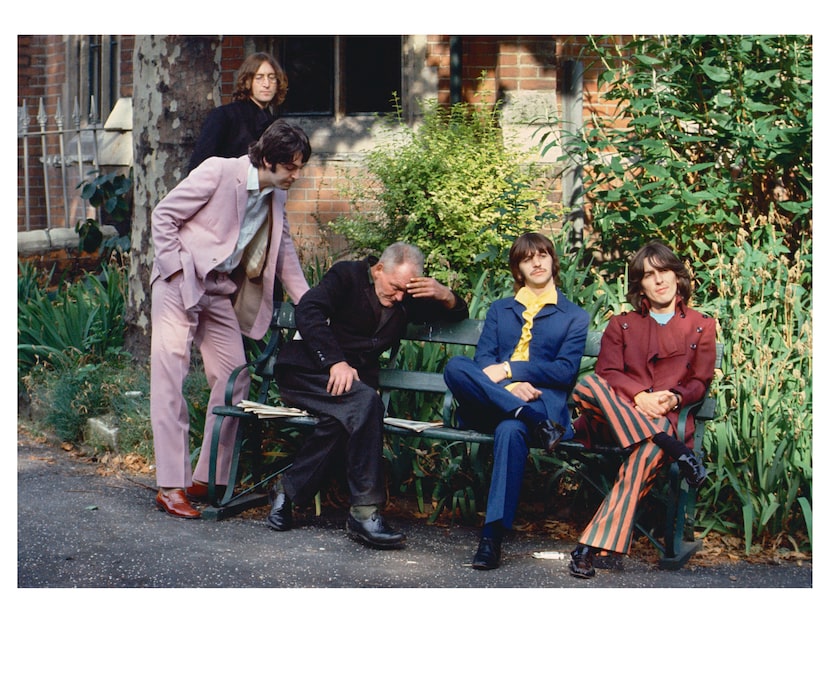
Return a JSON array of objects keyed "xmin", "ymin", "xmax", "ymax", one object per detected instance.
[
  {"xmin": 248, "ymin": 120, "xmax": 311, "ymax": 170},
  {"xmin": 232, "ymin": 52, "xmax": 288, "ymax": 107},
  {"xmin": 508, "ymin": 232, "xmax": 560, "ymax": 292},
  {"xmin": 626, "ymin": 240, "xmax": 692, "ymax": 311}
]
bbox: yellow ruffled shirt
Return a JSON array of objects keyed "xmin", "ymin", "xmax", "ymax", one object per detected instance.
[{"xmin": 504, "ymin": 284, "xmax": 558, "ymax": 389}]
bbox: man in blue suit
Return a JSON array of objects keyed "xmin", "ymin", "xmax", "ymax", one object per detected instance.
[{"xmin": 444, "ymin": 233, "xmax": 589, "ymax": 569}]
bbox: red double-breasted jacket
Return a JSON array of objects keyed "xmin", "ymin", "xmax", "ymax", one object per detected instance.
[{"xmin": 596, "ymin": 298, "xmax": 717, "ymax": 440}]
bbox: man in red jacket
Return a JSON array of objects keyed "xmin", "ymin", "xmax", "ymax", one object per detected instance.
[{"xmin": 568, "ymin": 240, "xmax": 716, "ymax": 578}]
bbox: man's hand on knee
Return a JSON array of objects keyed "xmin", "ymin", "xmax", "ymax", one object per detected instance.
[{"xmin": 327, "ymin": 361, "xmax": 359, "ymax": 396}]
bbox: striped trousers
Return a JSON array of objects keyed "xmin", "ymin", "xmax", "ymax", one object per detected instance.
[{"xmin": 571, "ymin": 374, "xmax": 672, "ymax": 555}]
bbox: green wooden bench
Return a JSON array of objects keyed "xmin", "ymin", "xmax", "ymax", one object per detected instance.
[{"xmin": 203, "ymin": 302, "xmax": 721, "ymax": 570}]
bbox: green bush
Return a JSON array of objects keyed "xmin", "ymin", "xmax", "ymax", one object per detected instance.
[
  {"xmin": 697, "ymin": 227, "xmax": 812, "ymax": 550},
  {"xmin": 25, "ymin": 353, "xmax": 135, "ymax": 444},
  {"xmin": 18, "ymin": 261, "xmax": 127, "ymax": 376},
  {"xmin": 532, "ymin": 35, "xmax": 812, "ymax": 551},
  {"xmin": 18, "ymin": 263, "xmax": 210, "ymax": 460},
  {"xmin": 328, "ymin": 96, "xmax": 560, "ymax": 285},
  {"xmin": 536, "ymin": 34, "xmax": 812, "ymax": 277}
]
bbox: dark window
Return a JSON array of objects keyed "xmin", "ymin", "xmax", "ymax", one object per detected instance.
[
  {"xmin": 73, "ymin": 35, "xmax": 118, "ymax": 121},
  {"xmin": 343, "ymin": 36, "xmax": 401, "ymax": 114},
  {"xmin": 280, "ymin": 36, "xmax": 335, "ymax": 115},
  {"xmin": 278, "ymin": 36, "xmax": 401, "ymax": 116}
]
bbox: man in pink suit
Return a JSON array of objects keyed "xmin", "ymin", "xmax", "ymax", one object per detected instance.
[{"xmin": 150, "ymin": 120, "xmax": 311, "ymax": 518}]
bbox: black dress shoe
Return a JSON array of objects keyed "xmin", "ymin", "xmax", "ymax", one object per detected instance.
[
  {"xmin": 534, "ymin": 419, "xmax": 566, "ymax": 454},
  {"xmin": 569, "ymin": 544, "xmax": 596, "ymax": 579},
  {"xmin": 346, "ymin": 512, "xmax": 406, "ymax": 548},
  {"xmin": 677, "ymin": 453, "xmax": 707, "ymax": 488},
  {"xmin": 471, "ymin": 536, "xmax": 501, "ymax": 570},
  {"xmin": 265, "ymin": 489, "xmax": 293, "ymax": 531}
]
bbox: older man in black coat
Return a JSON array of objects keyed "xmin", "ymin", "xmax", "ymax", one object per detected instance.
[{"xmin": 268, "ymin": 242, "xmax": 468, "ymax": 547}]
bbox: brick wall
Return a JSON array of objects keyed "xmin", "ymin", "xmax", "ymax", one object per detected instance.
[
  {"xmin": 18, "ymin": 35, "xmax": 68, "ymax": 233},
  {"xmin": 120, "ymin": 36, "xmax": 134, "ymax": 98},
  {"xmin": 19, "ymin": 35, "xmax": 621, "ymax": 268},
  {"xmin": 18, "ymin": 35, "xmax": 137, "ymax": 234}
]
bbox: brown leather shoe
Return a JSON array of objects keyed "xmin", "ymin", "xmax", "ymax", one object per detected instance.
[
  {"xmin": 185, "ymin": 482, "xmax": 227, "ymax": 502},
  {"xmin": 156, "ymin": 489, "xmax": 201, "ymax": 519},
  {"xmin": 185, "ymin": 482, "xmax": 210, "ymax": 500}
]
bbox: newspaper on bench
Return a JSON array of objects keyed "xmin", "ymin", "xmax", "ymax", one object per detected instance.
[
  {"xmin": 382, "ymin": 417, "xmax": 443, "ymax": 433},
  {"xmin": 237, "ymin": 401, "xmax": 441, "ymax": 433},
  {"xmin": 236, "ymin": 400, "xmax": 310, "ymax": 418}
]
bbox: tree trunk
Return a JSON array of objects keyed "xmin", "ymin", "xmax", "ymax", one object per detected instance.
[{"xmin": 124, "ymin": 35, "xmax": 222, "ymax": 360}]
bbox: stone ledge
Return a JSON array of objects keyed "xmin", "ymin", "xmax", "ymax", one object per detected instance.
[{"xmin": 17, "ymin": 225, "xmax": 117, "ymax": 257}]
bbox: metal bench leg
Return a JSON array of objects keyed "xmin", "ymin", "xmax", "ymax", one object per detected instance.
[
  {"xmin": 201, "ymin": 410, "xmax": 272, "ymax": 521},
  {"xmin": 658, "ymin": 462, "xmax": 702, "ymax": 570}
]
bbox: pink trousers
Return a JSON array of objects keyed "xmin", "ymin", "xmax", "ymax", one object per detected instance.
[{"xmin": 150, "ymin": 272, "xmax": 249, "ymax": 488}]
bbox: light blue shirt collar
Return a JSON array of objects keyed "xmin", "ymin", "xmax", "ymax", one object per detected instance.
[{"xmin": 247, "ymin": 164, "xmax": 274, "ymax": 196}]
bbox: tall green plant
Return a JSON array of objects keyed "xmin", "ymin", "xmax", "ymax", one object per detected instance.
[
  {"xmin": 329, "ymin": 96, "xmax": 560, "ymax": 285},
  {"xmin": 697, "ymin": 226, "xmax": 811, "ymax": 550},
  {"xmin": 531, "ymin": 34, "xmax": 812, "ymax": 552},
  {"xmin": 536, "ymin": 35, "xmax": 812, "ymax": 277},
  {"xmin": 18, "ymin": 262, "xmax": 127, "ymax": 374}
]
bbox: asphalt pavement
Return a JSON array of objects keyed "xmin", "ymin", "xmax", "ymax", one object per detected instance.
[
  {"xmin": 17, "ymin": 427, "xmax": 812, "ymax": 589},
  {"xmin": 14, "ymin": 425, "xmax": 823, "ymax": 691}
]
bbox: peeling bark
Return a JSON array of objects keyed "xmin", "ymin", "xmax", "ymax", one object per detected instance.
[{"xmin": 124, "ymin": 35, "xmax": 221, "ymax": 359}]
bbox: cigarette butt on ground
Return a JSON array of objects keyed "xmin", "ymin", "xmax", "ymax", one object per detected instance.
[{"xmin": 531, "ymin": 551, "xmax": 568, "ymax": 560}]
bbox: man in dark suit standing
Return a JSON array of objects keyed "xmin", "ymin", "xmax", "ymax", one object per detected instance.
[
  {"xmin": 188, "ymin": 52, "xmax": 287, "ymax": 173},
  {"xmin": 267, "ymin": 242, "xmax": 468, "ymax": 548},
  {"xmin": 443, "ymin": 232, "xmax": 589, "ymax": 569}
]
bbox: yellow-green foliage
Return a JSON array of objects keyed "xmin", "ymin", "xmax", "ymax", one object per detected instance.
[{"xmin": 329, "ymin": 96, "xmax": 560, "ymax": 286}]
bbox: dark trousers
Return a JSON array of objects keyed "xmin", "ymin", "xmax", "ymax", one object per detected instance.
[
  {"xmin": 443, "ymin": 355, "xmax": 547, "ymax": 527},
  {"xmin": 276, "ymin": 368, "xmax": 386, "ymax": 508}
]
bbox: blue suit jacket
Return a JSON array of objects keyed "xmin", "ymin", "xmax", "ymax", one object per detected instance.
[{"xmin": 474, "ymin": 288, "xmax": 589, "ymax": 436}]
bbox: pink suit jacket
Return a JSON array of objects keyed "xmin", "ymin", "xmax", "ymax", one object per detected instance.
[{"xmin": 150, "ymin": 154, "xmax": 308, "ymax": 340}]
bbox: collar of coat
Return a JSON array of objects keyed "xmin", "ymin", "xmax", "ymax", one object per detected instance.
[{"xmin": 637, "ymin": 295, "xmax": 688, "ymax": 317}]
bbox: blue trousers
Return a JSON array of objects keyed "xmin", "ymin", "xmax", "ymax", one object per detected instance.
[{"xmin": 443, "ymin": 356, "xmax": 548, "ymax": 527}]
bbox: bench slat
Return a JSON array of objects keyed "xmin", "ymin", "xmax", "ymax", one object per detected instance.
[
  {"xmin": 379, "ymin": 369, "xmax": 447, "ymax": 393},
  {"xmin": 404, "ymin": 318, "xmax": 483, "ymax": 346}
]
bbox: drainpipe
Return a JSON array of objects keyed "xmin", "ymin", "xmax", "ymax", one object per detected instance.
[
  {"xmin": 562, "ymin": 59, "xmax": 584, "ymax": 247},
  {"xmin": 450, "ymin": 36, "xmax": 462, "ymax": 104}
]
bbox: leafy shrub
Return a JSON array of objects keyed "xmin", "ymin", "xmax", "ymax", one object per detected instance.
[
  {"xmin": 532, "ymin": 35, "xmax": 812, "ymax": 551},
  {"xmin": 328, "ymin": 96, "xmax": 560, "ymax": 285},
  {"xmin": 18, "ymin": 261, "xmax": 127, "ymax": 376},
  {"xmin": 19, "ymin": 263, "xmax": 211, "ymax": 461},
  {"xmin": 536, "ymin": 35, "xmax": 812, "ymax": 278},
  {"xmin": 75, "ymin": 168, "xmax": 133, "ymax": 261},
  {"xmin": 697, "ymin": 227, "xmax": 812, "ymax": 550}
]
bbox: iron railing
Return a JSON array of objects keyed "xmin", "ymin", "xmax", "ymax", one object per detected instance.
[{"xmin": 17, "ymin": 95, "xmax": 106, "ymax": 233}]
